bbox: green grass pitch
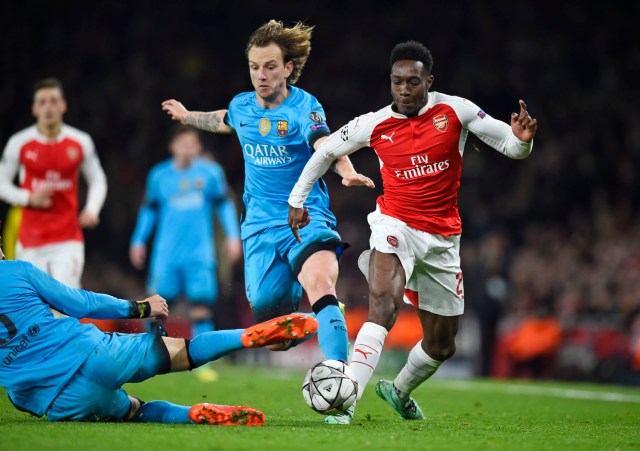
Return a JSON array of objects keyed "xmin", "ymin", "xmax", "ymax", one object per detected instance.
[{"xmin": 1, "ymin": 363, "xmax": 639, "ymax": 450}]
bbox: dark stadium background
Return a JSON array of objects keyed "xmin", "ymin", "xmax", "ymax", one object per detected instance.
[{"xmin": 1, "ymin": 1, "xmax": 639, "ymax": 384}]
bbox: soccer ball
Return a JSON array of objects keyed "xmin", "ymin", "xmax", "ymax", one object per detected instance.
[{"xmin": 302, "ymin": 359, "xmax": 358, "ymax": 415}]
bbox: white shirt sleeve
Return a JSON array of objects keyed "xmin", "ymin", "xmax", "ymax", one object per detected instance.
[
  {"xmin": 451, "ymin": 98, "xmax": 533, "ymax": 159},
  {"xmin": 79, "ymin": 135, "xmax": 107, "ymax": 216},
  {"xmin": 0, "ymin": 135, "xmax": 30, "ymax": 206},
  {"xmin": 288, "ymin": 111, "xmax": 377, "ymax": 208}
]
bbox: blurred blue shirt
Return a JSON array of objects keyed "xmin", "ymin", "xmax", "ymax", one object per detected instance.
[{"xmin": 130, "ymin": 157, "xmax": 239, "ymax": 265}]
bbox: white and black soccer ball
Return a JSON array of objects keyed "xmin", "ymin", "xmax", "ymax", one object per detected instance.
[{"xmin": 302, "ymin": 359, "xmax": 358, "ymax": 415}]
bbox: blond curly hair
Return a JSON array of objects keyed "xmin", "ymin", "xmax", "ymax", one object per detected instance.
[{"xmin": 246, "ymin": 20, "xmax": 314, "ymax": 85}]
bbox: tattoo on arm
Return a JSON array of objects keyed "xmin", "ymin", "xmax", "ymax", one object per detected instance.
[{"xmin": 185, "ymin": 112, "xmax": 222, "ymax": 132}]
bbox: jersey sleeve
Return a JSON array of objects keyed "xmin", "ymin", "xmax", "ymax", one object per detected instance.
[
  {"xmin": 79, "ymin": 134, "xmax": 108, "ymax": 215},
  {"xmin": 23, "ymin": 262, "xmax": 136, "ymax": 319},
  {"xmin": 0, "ymin": 135, "xmax": 30, "ymax": 206},
  {"xmin": 288, "ymin": 111, "xmax": 377, "ymax": 208},
  {"xmin": 223, "ymin": 97, "xmax": 238, "ymax": 130},
  {"xmin": 130, "ymin": 169, "xmax": 159, "ymax": 246},
  {"xmin": 451, "ymin": 98, "xmax": 533, "ymax": 159},
  {"xmin": 300, "ymin": 97, "xmax": 331, "ymax": 148}
]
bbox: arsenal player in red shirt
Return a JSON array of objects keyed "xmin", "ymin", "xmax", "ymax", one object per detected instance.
[
  {"xmin": 0, "ymin": 78, "xmax": 107, "ymax": 288},
  {"xmin": 288, "ymin": 41, "xmax": 537, "ymax": 424}
]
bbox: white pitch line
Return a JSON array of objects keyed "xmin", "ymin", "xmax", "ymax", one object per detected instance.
[{"xmin": 433, "ymin": 380, "xmax": 640, "ymax": 403}]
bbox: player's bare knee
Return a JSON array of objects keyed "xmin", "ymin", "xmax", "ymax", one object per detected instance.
[
  {"xmin": 303, "ymin": 275, "xmax": 336, "ymax": 299},
  {"xmin": 423, "ymin": 341, "xmax": 456, "ymax": 361},
  {"xmin": 189, "ymin": 304, "xmax": 213, "ymax": 321}
]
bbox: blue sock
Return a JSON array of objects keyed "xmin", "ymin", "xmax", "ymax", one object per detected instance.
[
  {"xmin": 313, "ymin": 296, "xmax": 348, "ymax": 362},
  {"xmin": 132, "ymin": 400, "xmax": 191, "ymax": 424},
  {"xmin": 188, "ymin": 329, "xmax": 244, "ymax": 368},
  {"xmin": 192, "ymin": 319, "xmax": 215, "ymax": 338}
]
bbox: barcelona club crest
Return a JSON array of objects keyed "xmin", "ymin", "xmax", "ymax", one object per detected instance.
[
  {"xmin": 433, "ymin": 114, "xmax": 448, "ymax": 133},
  {"xmin": 277, "ymin": 120, "xmax": 289, "ymax": 137}
]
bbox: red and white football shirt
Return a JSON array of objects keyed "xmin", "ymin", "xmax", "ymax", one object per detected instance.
[
  {"xmin": 0, "ymin": 124, "xmax": 107, "ymax": 248},
  {"xmin": 290, "ymin": 92, "xmax": 532, "ymax": 235}
]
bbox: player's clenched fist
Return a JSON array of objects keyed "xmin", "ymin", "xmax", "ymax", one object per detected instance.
[{"xmin": 162, "ymin": 99, "xmax": 190, "ymax": 123}]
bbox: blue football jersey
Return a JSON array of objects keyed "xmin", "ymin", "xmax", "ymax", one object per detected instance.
[
  {"xmin": 0, "ymin": 260, "xmax": 136, "ymax": 417},
  {"xmin": 130, "ymin": 157, "xmax": 239, "ymax": 266},
  {"xmin": 225, "ymin": 85, "xmax": 336, "ymax": 239}
]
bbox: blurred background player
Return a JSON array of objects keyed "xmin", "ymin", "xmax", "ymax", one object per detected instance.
[
  {"xmin": 0, "ymin": 238, "xmax": 317, "ymax": 425},
  {"xmin": 162, "ymin": 21, "xmax": 373, "ymax": 369},
  {"xmin": 289, "ymin": 41, "xmax": 537, "ymax": 423},
  {"xmin": 0, "ymin": 77, "xmax": 107, "ymax": 288},
  {"xmin": 129, "ymin": 125, "xmax": 241, "ymax": 354}
]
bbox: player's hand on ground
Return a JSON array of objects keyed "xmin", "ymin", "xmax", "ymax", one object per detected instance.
[
  {"xmin": 288, "ymin": 205, "xmax": 311, "ymax": 243},
  {"xmin": 28, "ymin": 188, "xmax": 53, "ymax": 209},
  {"xmin": 224, "ymin": 238, "xmax": 243, "ymax": 264},
  {"xmin": 144, "ymin": 294, "xmax": 169, "ymax": 322},
  {"xmin": 162, "ymin": 99, "xmax": 190, "ymax": 123},
  {"xmin": 78, "ymin": 210, "xmax": 99, "ymax": 228},
  {"xmin": 342, "ymin": 172, "xmax": 375, "ymax": 189},
  {"xmin": 129, "ymin": 244, "xmax": 147, "ymax": 270},
  {"xmin": 511, "ymin": 99, "xmax": 538, "ymax": 143}
]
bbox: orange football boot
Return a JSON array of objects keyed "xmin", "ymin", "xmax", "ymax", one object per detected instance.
[
  {"xmin": 188, "ymin": 403, "xmax": 265, "ymax": 426},
  {"xmin": 241, "ymin": 313, "xmax": 318, "ymax": 348}
]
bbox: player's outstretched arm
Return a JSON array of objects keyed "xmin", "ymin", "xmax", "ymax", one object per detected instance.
[
  {"xmin": 161, "ymin": 100, "xmax": 234, "ymax": 134},
  {"xmin": 24, "ymin": 261, "xmax": 168, "ymax": 321},
  {"xmin": 314, "ymin": 137, "xmax": 374, "ymax": 189},
  {"xmin": 463, "ymin": 98, "xmax": 535, "ymax": 159}
]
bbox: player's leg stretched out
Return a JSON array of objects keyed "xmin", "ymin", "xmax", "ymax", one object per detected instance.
[
  {"xmin": 132, "ymin": 313, "xmax": 317, "ymax": 426},
  {"xmin": 46, "ymin": 313, "xmax": 317, "ymax": 426}
]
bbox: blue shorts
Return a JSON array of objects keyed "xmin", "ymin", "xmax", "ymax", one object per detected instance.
[
  {"xmin": 148, "ymin": 261, "xmax": 217, "ymax": 304},
  {"xmin": 243, "ymin": 222, "xmax": 344, "ymax": 322},
  {"xmin": 46, "ymin": 332, "xmax": 169, "ymax": 422}
]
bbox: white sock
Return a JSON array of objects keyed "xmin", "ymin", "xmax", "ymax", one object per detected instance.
[
  {"xmin": 393, "ymin": 341, "xmax": 442, "ymax": 399},
  {"xmin": 349, "ymin": 321, "xmax": 388, "ymax": 400}
]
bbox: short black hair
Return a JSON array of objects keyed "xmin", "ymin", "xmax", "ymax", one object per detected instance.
[
  {"xmin": 390, "ymin": 41, "xmax": 433, "ymax": 74},
  {"xmin": 168, "ymin": 123, "xmax": 201, "ymax": 143},
  {"xmin": 33, "ymin": 78, "xmax": 64, "ymax": 97}
]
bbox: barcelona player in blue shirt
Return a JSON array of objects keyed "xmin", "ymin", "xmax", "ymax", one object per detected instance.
[
  {"xmin": 0, "ymin": 239, "xmax": 317, "ymax": 424},
  {"xmin": 130, "ymin": 125, "xmax": 242, "ymax": 339},
  {"xmin": 162, "ymin": 21, "xmax": 374, "ymax": 384}
]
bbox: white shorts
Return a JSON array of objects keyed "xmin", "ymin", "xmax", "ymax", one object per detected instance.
[
  {"xmin": 357, "ymin": 210, "xmax": 464, "ymax": 316},
  {"xmin": 16, "ymin": 240, "xmax": 85, "ymax": 288}
]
